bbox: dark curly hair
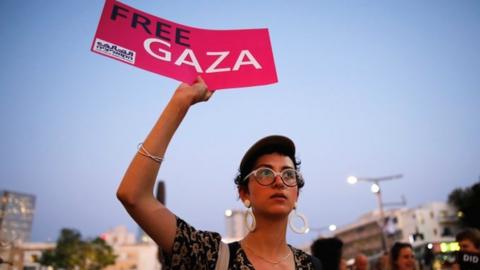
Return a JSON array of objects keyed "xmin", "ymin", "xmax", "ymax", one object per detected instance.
[
  {"xmin": 456, "ymin": 228, "xmax": 480, "ymax": 249},
  {"xmin": 390, "ymin": 242, "xmax": 413, "ymax": 270}
]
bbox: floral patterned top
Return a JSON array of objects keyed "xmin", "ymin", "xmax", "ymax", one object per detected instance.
[{"xmin": 164, "ymin": 217, "xmax": 317, "ymax": 270}]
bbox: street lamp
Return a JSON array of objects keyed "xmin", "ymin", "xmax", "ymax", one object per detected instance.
[
  {"xmin": 347, "ymin": 174, "xmax": 403, "ymax": 253},
  {"xmin": 307, "ymin": 224, "xmax": 337, "ymax": 236}
]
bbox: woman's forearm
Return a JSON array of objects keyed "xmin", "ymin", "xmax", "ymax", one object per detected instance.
[{"xmin": 117, "ymin": 92, "xmax": 193, "ymax": 205}]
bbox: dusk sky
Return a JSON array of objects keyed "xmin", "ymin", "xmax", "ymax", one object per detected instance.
[{"xmin": 1, "ymin": 0, "xmax": 479, "ymax": 247}]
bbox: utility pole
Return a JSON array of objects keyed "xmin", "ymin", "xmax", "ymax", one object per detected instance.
[{"xmin": 156, "ymin": 181, "xmax": 166, "ymax": 268}]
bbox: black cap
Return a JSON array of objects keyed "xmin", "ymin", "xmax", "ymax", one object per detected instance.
[{"xmin": 239, "ymin": 135, "xmax": 296, "ymax": 177}]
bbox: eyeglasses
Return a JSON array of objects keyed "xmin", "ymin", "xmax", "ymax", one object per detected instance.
[{"xmin": 243, "ymin": 167, "xmax": 301, "ymax": 187}]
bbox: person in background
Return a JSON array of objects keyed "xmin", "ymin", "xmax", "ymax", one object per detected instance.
[
  {"xmin": 456, "ymin": 228, "xmax": 480, "ymax": 253},
  {"xmin": 390, "ymin": 242, "xmax": 416, "ymax": 270},
  {"xmin": 452, "ymin": 228, "xmax": 480, "ymax": 270},
  {"xmin": 311, "ymin": 237, "xmax": 344, "ymax": 270},
  {"xmin": 354, "ymin": 253, "xmax": 369, "ymax": 270}
]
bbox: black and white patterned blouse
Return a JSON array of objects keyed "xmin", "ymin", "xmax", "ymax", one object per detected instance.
[{"xmin": 164, "ymin": 217, "xmax": 317, "ymax": 270}]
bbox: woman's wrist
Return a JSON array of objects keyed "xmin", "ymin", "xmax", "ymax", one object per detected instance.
[{"xmin": 172, "ymin": 88, "xmax": 197, "ymax": 107}]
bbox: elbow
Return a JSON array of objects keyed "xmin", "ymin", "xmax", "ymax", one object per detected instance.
[{"xmin": 116, "ymin": 187, "xmax": 138, "ymax": 209}]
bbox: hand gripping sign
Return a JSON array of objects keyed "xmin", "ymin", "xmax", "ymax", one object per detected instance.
[{"xmin": 91, "ymin": 0, "xmax": 278, "ymax": 90}]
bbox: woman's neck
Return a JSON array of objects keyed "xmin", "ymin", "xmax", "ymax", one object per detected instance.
[{"xmin": 242, "ymin": 215, "xmax": 289, "ymax": 256}]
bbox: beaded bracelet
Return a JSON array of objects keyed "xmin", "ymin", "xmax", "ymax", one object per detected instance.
[{"xmin": 137, "ymin": 143, "xmax": 164, "ymax": 164}]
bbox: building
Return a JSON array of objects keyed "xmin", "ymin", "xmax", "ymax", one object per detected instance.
[
  {"xmin": 4, "ymin": 226, "xmax": 161, "ymax": 270},
  {"xmin": 7, "ymin": 242, "xmax": 55, "ymax": 270},
  {"xmin": 223, "ymin": 209, "xmax": 248, "ymax": 243},
  {"xmin": 404, "ymin": 201, "xmax": 458, "ymax": 242},
  {"xmin": 102, "ymin": 225, "xmax": 161, "ymax": 270},
  {"xmin": 0, "ymin": 190, "xmax": 36, "ymax": 269},
  {"xmin": 0, "ymin": 190, "xmax": 36, "ymax": 244},
  {"xmin": 102, "ymin": 225, "xmax": 136, "ymax": 246},
  {"xmin": 335, "ymin": 209, "xmax": 399, "ymax": 258},
  {"xmin": 334, "ymin": 201, "xmax": 459, "ymax": 259},
  {"xmin": 103, "ymin": 243, "xmax": 160, "ymax": 270}
]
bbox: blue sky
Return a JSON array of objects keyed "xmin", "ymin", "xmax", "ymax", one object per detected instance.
[{"xmin": 1, "ymin": 0, "xmax": 479, "ymax": 246}]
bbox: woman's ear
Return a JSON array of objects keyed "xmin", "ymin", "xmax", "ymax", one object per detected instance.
[{"xmin": 238, "ymin": 186, "xmax": 249, "ymax": 203}]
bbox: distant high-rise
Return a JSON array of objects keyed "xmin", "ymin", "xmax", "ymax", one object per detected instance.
[{"xmin": 0, "ymin": 190, "xmax": 36, "ymax": 244}]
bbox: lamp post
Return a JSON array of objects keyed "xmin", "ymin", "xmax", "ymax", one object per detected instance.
[{"xmin": 347, "ymin": 174, "xmax": 403, "ymax": 253}]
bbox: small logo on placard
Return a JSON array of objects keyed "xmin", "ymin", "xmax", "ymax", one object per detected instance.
[{"xmin": 94, "ymin": 38, "xmax": 135, "ymax": 64}]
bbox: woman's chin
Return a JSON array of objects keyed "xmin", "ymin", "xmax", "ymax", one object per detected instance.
[{"xmin": 264, "ymin": 206, "xmax": 292, "ymax": 217}]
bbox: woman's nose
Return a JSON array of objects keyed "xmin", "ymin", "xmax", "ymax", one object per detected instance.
[{"xmin": 272, "ymin": 174, "xmax": 286, "ymax": 187}]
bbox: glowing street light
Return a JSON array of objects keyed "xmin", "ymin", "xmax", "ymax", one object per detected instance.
[
  {"xmin": 347, "ymin": 176, "xmax": 358, "ymax": 184},
  {"xmin": 370, "ymin": 183, "xmax": 380, "ymax": 193},
  {"xmin": 307, "ymin": 224, "xmax": 337, "ymax": 235}
]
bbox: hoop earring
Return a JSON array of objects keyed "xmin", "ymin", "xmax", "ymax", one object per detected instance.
[
  {"xmin": 243, "ymin": 199, "xmax": 256, "ymax": 232},
  {"xmin": 288, "ymin": 203, "xmax": 309, "ymax": 234}
]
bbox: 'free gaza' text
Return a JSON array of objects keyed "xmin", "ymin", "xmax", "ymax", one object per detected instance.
[{"xmin": 110, "ymin": 3, "xmax": 263, "ymax": 73}]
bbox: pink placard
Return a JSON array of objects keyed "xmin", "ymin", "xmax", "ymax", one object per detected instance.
[{"xmin": 91, "ymin": 0, "xmax": 278, "ymax": 90}]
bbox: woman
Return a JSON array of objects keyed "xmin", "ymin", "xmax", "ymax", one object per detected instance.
[
  {"xmin": 390, "ymin": 242, "xmax": 416, "ymax": 270},
  {"xmin": 116, "ymin": 78, "xmax": 320, "ymax": 269}
]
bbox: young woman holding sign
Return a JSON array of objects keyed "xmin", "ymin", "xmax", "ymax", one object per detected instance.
[{"xmin": 117, "ymin": 77, "xmax": 321, "ymax": 269}]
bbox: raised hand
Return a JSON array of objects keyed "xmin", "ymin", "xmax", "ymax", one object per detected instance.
[{"xmin": 175, "ymin": 76, "xmax": 215, "ymax": 105}]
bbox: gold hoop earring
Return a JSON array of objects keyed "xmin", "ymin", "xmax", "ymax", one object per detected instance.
[
  {"xmin": 288, "ymin": 203, "xmax": 309, "ymax": 234},
  {"xmin": 243, "ymin": 199, "xmax": 256, "ymax": 232}
]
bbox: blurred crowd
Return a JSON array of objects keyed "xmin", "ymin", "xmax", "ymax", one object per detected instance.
[{"xmin": 310, "ymin": 228, "xmax": 480, "ymax": 270}]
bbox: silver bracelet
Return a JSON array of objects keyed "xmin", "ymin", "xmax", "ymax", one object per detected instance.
[{"xmin": 137, "ymin": 143, "xmax": 164, "ymax": 164}]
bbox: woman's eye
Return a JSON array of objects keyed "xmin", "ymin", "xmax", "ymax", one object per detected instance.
[
  {"xmin": 283, "ymin": 170, "xmax": 296, "ymax": 179},
  {"xmin": 258, "ymin": 169, "xmax": 273, "ymax": 177}
]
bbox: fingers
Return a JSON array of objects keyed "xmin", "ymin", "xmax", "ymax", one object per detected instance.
[
  {"xmin": 197, "ymin": 76, "xmax": 214, "ymax": 101},
  {"xmin": 177, "ymin": 76, "xmax": 206, "ymax": 91},
  {"xmin": 193, "ymin": 76, "xmax": 208, "ymax": 92},
  {"xmin": 174, "ymin": 76, "xmax": 214, "ymax": 104},
  {"xmin": 191, "ymin": 76, "xmax": 213, "ymax": 102},
  {"xmin": 204, "ymin": 89, "xmax": 215, "ymax": 101},
  {"xmin": 195, "ymin": 75, "xmax": 206, "ymax": 85}
]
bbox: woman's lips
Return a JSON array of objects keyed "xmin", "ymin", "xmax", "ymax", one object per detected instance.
[{"xmin": 270, "ymin": 193, "xmax": 287, "ymax": 200}]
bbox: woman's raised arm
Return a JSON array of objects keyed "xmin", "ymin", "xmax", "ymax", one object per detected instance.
[{"xmin": 116, "ymin": 77, "xmax": 213, "ymax": 254}]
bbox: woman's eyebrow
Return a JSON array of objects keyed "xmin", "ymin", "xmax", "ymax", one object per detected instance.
[
  {"xmin": 254, "ymin": 164, "xmax": 294, "ymax": 170},
  {"xmin": 254, "ymin": 164, "xmax": 274, "ymax": 169}
]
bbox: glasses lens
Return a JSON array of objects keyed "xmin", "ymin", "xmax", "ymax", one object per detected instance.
[
  {"xmin": 282, "ymin": 169, "xmax": 298, "ymax": 186},
  {"xmin": 254, "ymin": 168, "xmax": 275, "ymax": 185}
]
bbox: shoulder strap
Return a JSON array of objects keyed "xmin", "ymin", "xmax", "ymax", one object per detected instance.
[
  {"xmin": 215, "ymin": 241, "xmax": 230, "ymax": 270},
  {"xmin": 228, "ymin": 241, "xmax": 241, "ymax": 267}
]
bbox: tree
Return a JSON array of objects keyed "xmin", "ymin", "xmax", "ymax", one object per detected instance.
[
  {"xmin": 39, "ymin": 228, "xmax": 116, "ymax": 270},
  {"xmin": 448, "ymin": 181, "xmax": 480, "ymax": 229}
]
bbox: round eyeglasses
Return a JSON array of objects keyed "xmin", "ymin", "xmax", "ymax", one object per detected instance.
[{"xmin": 243, "ymin": 167, "xmax": 301, "ymax": 187}]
